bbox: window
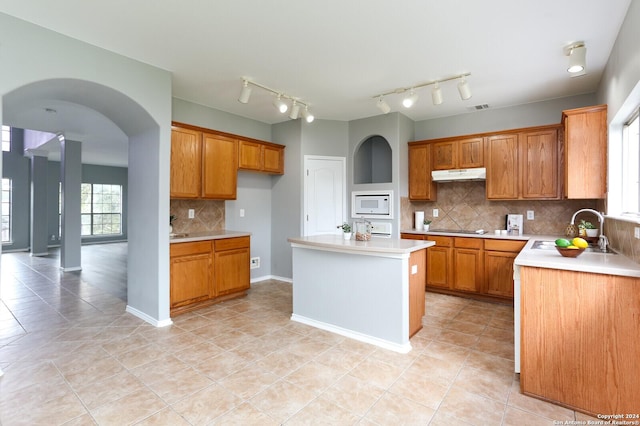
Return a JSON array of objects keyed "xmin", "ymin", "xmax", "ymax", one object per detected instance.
[
  {"xmin": 1, "ymin": 178, "xmax": 11, "ymax": 242},
  {"xmin": 80, "ymin": 183, "xmax": 122, "ymax": 236},
  {"xmin": 621, "ymin": 110, "xmax": 640, "ymax": 215},
  {"xmin": 1, "ymin": 125, "xmax": 10, "ymax": 152}
]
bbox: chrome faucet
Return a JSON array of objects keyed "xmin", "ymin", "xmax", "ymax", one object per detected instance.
[{"xmin": 570, "ymin": 208, "xmax": 608, "ymax": 252}]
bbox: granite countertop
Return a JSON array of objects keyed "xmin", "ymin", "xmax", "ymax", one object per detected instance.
[
  {"xmin": 288, "ymin": 234, "xmax": 435, "ymax": 255},
  {"xmin": 169, "ymin": 230, "xmax": 251, "ymax": 243},
  {"xmin": 515, "ymin": 237, "xmax": 640, "ymax": 278}
]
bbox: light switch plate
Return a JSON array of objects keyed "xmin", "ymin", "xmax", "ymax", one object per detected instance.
[
  {"xmin": 433, "ymin": 209, "xmax": 439, "ymax": 218},
  {"xmin": 188, "ymin": 209, "xmax": 195, "ymax": 219},
  {"xmin": 527, "ymin": 210, "xmax": 534, "ymax": 220}
]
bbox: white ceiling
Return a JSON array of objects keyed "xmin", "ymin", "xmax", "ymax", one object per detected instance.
[{"xmin": 0, "ymin": 0, "xmax": 633, "ymax": 166}]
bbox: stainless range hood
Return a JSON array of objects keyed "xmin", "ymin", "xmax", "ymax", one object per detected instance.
[{"xmin": 431, "ymin": 167, "xmax": 486, "ymax": 182}]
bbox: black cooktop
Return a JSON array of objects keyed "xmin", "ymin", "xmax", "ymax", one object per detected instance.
[{"xmin": 429, "ymin": 229, "xmax": 487, "ymax": 235}]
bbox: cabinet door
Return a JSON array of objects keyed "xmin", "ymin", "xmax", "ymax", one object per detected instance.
[
  {"xmin": 409, "ymin": 249, "xmax": 426, "ymax": 337},
  {"xmin": 408, "ymin": 144, "xmax": 436, "ymax": 201},
  {"xmin": 238, "ymin": 140, "xmax": 263, "ymax": 171},
  {"xmin": 263, "ymin": 144, "xmax": 284, "ymax": 174},
  {"xmin": 458, "ymin": 137, "xmax": 484, "ymax": 168},
  {"xmin": 485, "ymin": 134, "xmax": 519, "ymax": 199},
  {"xmin": 170, "ymin": 127, "xmax": 201, "ymax": 198},
  {"xmin": 432, "ymin": 141, "xmax": 457, "ymax": 170},
  {"xmin": 562, "ymin": 105, "xmax": 607, "ymax": 199},
  {"xmin": 202, "ymin": 133, "xmax": 237, "ymax": 200},
  {"xmin": 215, "ymin": 247, "xmax": 250, "ymax": 296},
  {"xmin": 484, "ymin": 250, "xmax": 517, "ymax": 297},
  {"xmin": 170, "ymin": 242, "xmax": 213, "ymax": 308},
  {"xmin": 520, "ymin": 128, "xmax": 560, "ymax": 199}
]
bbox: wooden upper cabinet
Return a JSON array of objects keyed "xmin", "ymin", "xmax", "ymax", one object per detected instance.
[
  {"xmin": 238, "ymin": 140, "xmax": 285, "ymax": 174},
  {"xmin": 562, "ymin": 105, "xmax": 607, "ymax": 199},
  {"xmin": 170, "ymin": 127, "xmax": 202, "ymax": 198},
  {"xmin": 432, "ymin": 137, "xmax": 484, "ymax": 170},
  {"xmin": 408, "ymin": 143, "xmax": 436, "ymax": 201},
  {"xmin": 520, "ymin": 127, "xmax": 560, "ymax": 199},
  {"xmin": 202, "ymin": 132, "xmax": 237, "ymax": 200},
  {"xmin": 485, "ymin": 134, "xmax": 519, "ymax": 199}
]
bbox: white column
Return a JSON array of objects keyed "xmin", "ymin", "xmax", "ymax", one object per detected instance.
[{"xmin": 60, "ymin": 138, "xmax": 82, "ymax": 271}]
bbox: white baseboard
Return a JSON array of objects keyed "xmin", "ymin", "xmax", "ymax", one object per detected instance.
[
  {"xmin": 251, "ymin": 274, "xmax": 292, "ymax": 284},
  {"xmin": 60, "ymin": 266, "xmax": 82, "ymax": 272},
  {"xmin": 30, "ymin": 252, "xmax": 49, "ymax": 257},
  {"xmin": 126, "ymin": 305, "xmax": 173, "ymax": 327},
  {"xmin": 290, "ymin": 314, "xmax": 412, "ymax": 354}
]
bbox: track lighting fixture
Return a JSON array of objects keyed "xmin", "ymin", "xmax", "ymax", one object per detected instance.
[
  {"xmin": 431, "ymin": 83, "xmax": 443, "ymax": 105},
  {"xmin": 402, "ymin": 90, "xmax": 418, "ymax": 108},
  {"xmin": 457, "ymin": 77, "xmax": 472, "ymax": 100},
  {"xmin": 376, "ymin": 97, "xmax": 391, "ymax": 114},
  {"xmin": 372, "ymin": 72, "xmax": 471, "ymax": 112},
  {"xmin": 565, "ymin": 42, "xmax": 586, "ymax": 76},
  {"xmin": 289, "ymin": 101, "xmax": 300, "ymax": 120},
  {"xmin": 273, "ymin": 95, "xmax": 288, "ymax": 113},
  {"xmin": 302, "ymin": 106, "xmax": 314, "ymax": 123},
  {"xmin": 237, "ymin": 78, "xmax": 314, "ymax": 123},
  {"xmin": 238, "ymin": 79, "xmax": 252, "ymax": 104}
]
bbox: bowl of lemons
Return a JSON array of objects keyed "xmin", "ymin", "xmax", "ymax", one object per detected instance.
[{"xmin": 555, "ymin": 237, "xmax": 588, "ymax": 258}]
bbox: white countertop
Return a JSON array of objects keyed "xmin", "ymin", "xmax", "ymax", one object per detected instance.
[
  {"xmin": 288, "ymin": 234, "xmax": 434, "ymax": 255},
  {"xmin": 169, "ymin": 230, "xmax": 251, "ymax": 243},
  {"xmin": 515, "ymin": 237, "xmax": 640, "ymax": 278},
  {"xmin": 401, "ymin": 229, "xmax": 531, "ymax": 241}
]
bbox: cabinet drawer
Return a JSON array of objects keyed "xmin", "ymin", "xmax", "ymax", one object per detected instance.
[
  {"xmin": 454, "ymin": 237, "xmax": 483, "ymax": 249},
  {"xmin": 484, "ymin": 239, "xmax": 526, "ymax": 253},
  {"xmin": 401, "ymin": 233, "xmax": 426, "ymax": 240},
  {"xmin": 214, "ymin": 236, "xmax": 250, "ymax": 251},
  {"xmin": 427, "ymin": 236, "xmax": 453, "ymax": 247},
  {"xmin": 170, "ymin": 241, "xmax": 212, "ymax": 257}
]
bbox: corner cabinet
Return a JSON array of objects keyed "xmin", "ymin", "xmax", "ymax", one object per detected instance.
[
  {"xmin": 562, "ymin": 105, "xmax": 607, "ymax": 199},
  {"xmin": 170, "ymin": 236, "xmax": 251, "ymax": 316}
]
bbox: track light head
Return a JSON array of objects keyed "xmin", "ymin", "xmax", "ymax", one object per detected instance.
[
  {"xmin": 302, "ymin": 106, "xmax": 314, "ymax": 123},
  {"xmin": 457, "ymin": 77, "xmax": 472, "ymax": 100},
  {"xmin": 273, "ymin": 95, "xmax": 288, "ymax": 113},
  {"xmin": 376, "ymin": 97, "xmax": 391, "ymax": 114},
  {"xmin": 431, "ymin": 83, "xmax": 443, "ymax": 105},
  {"xmin": 238, "ymin": 80, "xmax": 252, "ymax": 104},
  {"xmin": 402, "ymin": 90, "xmax": 418, "ymax": 108},
  {"xmin": 289, "ymin": 101, "xmax": 300, "ymax": 120},
  {"xmin": 566, "ymin": 42, "xmax": 586, "ymax": 76}
]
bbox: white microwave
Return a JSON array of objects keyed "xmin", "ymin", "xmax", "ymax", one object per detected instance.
[{"xmin": 352, "ymin": 190, "xmax": 393, "ymax": 218}]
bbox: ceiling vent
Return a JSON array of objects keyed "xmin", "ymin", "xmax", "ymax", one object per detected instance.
[{"xmin": 468, "ymin": 104, "xmax": 490, "ymax": 111}]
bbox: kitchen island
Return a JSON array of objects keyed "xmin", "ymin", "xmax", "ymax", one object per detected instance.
[
  {"xmin": 514, "ymin": 238, "xmax": 640, "ymax": 416},
  {"xmin": 288, "ymin": 235, "xmax": 434, "ymax": 353}
]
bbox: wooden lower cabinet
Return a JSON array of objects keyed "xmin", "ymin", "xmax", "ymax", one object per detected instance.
[
  {"xmin": 401, "ymin": 234, "xmax": 524, "ymax": 302},
  {"xmin": 170, "ymin": 236, "xmax": 250, "ymax": 316},
  {"xmin": 484, "ymin": 239, "xmax": 526, "ymax": 298},
  {"xmin": 214, "ymin": 237, "xmax": 251, "ymax": 296},
  {"xmin": 170, "ymin": 241, "xmax": 214, "ymax": 309},
  {"xmin": 520, "ymin": 266, "xmax": 640, "ymax": 416},
  {"xmin": 408, "ymin": 249, "xmax": 427, "ymax": 337}
]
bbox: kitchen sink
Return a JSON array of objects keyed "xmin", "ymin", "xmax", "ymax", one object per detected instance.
[{"xmin": 531, "ymin": 240, "xmax": 616, "ymax": 254}]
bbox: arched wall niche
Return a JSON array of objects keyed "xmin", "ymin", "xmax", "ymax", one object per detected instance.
[{"xmin": 353, "ymin": 135, "xmax": 392, "ymax": 184}]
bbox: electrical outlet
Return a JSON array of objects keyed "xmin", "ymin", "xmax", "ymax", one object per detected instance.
[
  {"xmin": 250, "ymin": 257, "xmax": 260, "ymax": 269},
  {"xmin": 635, "ymin": 227, "xmax": 640, "ymax": 239},
  {"xmin": 240, "ymin": 209, "xmax": 245, "ymax": 217},
  {"xmin": 433, "ymin": 209, "xmax": 439, "ymax": 218},
  {"xmin": 188, "ymin": 209, "xmax": 195, "ymax": 219},
  {"xmin": 527, "ymin": 210, "xmax": 535, "ymax": 220}
]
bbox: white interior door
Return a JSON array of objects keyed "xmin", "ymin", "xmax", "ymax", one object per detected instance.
[{"xmin": 304, "ymin": 156, "xmax": 346, "ymax": 236}]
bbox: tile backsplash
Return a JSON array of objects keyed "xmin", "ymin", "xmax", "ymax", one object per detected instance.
[
  {"xmin": 170, "ymin": 199, "xmax": 225, "ymax": 233},
  {"xmin": 401, "ymin": 181, "xmax": 599, "ymax": 236},
  {"xmin": 606, "ymin": 218, "xmax": 640, "ymax": 263}
]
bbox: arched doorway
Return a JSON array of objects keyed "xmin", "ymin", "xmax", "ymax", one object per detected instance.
[{"xmin": 2, "ymin": 78, "xmax": 171, "ymax": 325}]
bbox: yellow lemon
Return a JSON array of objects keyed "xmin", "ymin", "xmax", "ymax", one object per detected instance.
[
  {"xmin": 566, "ymin": 245, "xmax": 579, "ymax": 249},
  {"xmin": 572, "ymin": 237, "xmax": 589, "ymax": 249}
]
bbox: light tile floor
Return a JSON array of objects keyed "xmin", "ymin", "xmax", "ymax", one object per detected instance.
[{"xmin": 0, "ymin": 249, "xmax": 598, "ymax": 425}]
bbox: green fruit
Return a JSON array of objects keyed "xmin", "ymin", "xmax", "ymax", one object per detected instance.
[{"xmin": 555, "ymin": 238, "xmax": 571, "ymax": 248}]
